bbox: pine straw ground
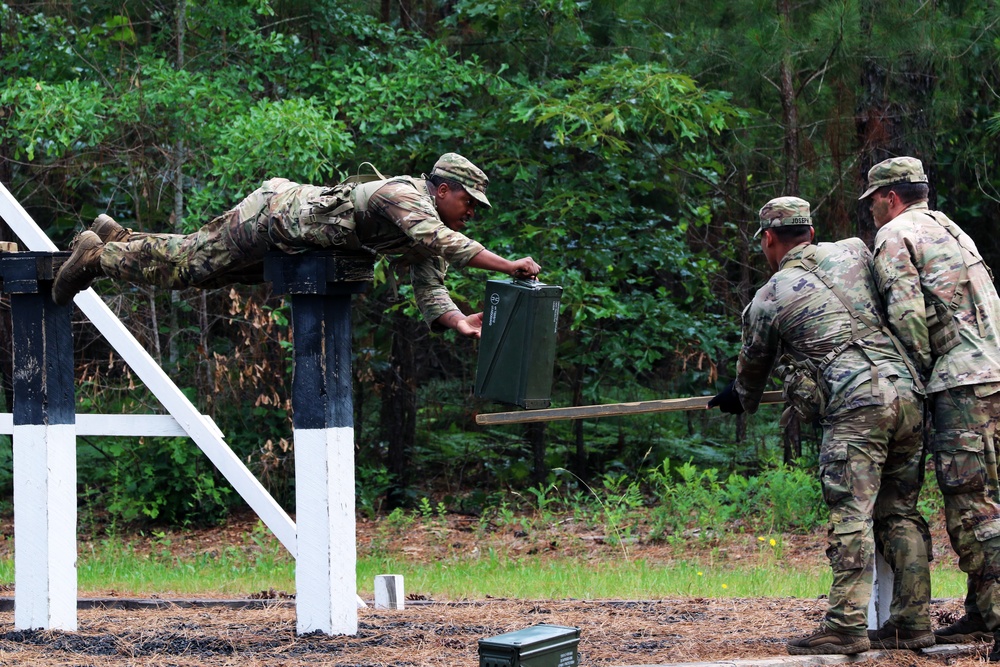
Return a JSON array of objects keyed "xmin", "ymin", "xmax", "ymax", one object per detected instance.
[
  {"xmin": 0, "ymin": 512, "xmax": 991, "ymax": 666},
  {"xmin": 0, "ymin": 597, "xmax": 988, "ymax": 667}
]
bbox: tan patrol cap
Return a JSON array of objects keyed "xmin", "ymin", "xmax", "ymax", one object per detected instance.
[
  {"xmin": 858, "ymin": 156, "xmax": 927, "ymax": 200},
  {"xmin": 755, "ymin": 196, "xmax": 812, "ymax": 239},
  {"xmin": 430, "ymin": 153, "xmax": 491, "ymax": 208}
]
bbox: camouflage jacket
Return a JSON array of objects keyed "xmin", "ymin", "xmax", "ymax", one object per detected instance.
[
  {"xmin": 352, "ymin": 176, "xmax": 484, "ymax": 325},
  {"xmin": 267, "ymin": 177, "xmax": 485, "ymax": 325},
  {"xmin": 736, "ymin": 239, "xmax": 916, "ymax": 416},
  {"xmin": 873, "ymin": 202, "xmax": 1000, "ymax": 393}
]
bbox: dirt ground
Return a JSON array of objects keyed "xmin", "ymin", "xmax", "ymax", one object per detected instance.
[
  {"xmin": 0, "ymin": 597, "xmax": 989, "ymax": 666},
  {"xmin": 0, "ymin": 512, "xmax": 992, "ymax": 666}
]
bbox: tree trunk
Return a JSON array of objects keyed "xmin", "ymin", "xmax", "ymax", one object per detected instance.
[
  {"xmin": 382, "ymin": 309, "xmax": 416, "ymax": 509},
  {"xmin": 777, "ymin": 0, "xmax": 800, "ymax": 195},
  {"xmin": 168, "ymin": 0, "xmax": 187, "ymax": 366},
  {"xmin": 571, "ymin": 364, "xmax": 586, "ymax": 480},
  {"xmin": 855, "ymin": 1, "xmax": 937, "ymax": 242},
  {"xmin": 783, "ymin": 413, "xmax": 802, "ymax": 463},
  {"xmin": 528, "ymin": 422, "xmax": 546, "ymax": 486}
]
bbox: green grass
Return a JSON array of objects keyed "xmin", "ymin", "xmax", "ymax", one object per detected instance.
[{"xmin": 0, "ymin": 540, "xmax": 969, "ymax": 600}]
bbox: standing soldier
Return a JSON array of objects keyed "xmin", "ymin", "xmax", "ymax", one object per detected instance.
[
  {"xmin": 709, "ymin": 197, "xmax": 932, "ymax": 655},
  {"xmin": 862, "ymin": 156, "xmax": 1000, "ymax": 659},
  {"xmin": 52, "ymin": 153, "xmax": 540, "ymax": 338}
]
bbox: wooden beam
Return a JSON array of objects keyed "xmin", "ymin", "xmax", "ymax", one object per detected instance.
[{"xmin": 476, "ymin": 390, "xmax": 785, "ymax": 426}]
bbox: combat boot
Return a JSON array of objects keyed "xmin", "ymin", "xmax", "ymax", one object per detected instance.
[
  {"xmin": 935, "ymin": 614, "xmax": 991, "ymax": 644},
  {"xmin": 990, "ymin": 629, "xmax": 1000, "ymax": 662},
  {"xmin": 89, "ymin": 214, "xmax": 131, "ymax": 243},
  {"xmin": 52, "ymin": 231, "xmax": 105, "ymax": 306},
  {"xmin": 787, "ymin": 627, "xmax": 870, "ymax": 655},
  {"xmin": 867, "ymin": 621, "xmax": 935, "ymax": 650}
]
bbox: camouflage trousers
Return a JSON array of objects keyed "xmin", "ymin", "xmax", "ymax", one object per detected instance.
[
  {"xmin": 100, "ymin": 178, "xmax": 356, "ymax": 289},
  {"xmin": 820, "ymin": 375, "xmax": 931, "ymax": 635},
  {"xmin": 931, "ymin": 384, "xmax": 1000, "ymax": 630}
]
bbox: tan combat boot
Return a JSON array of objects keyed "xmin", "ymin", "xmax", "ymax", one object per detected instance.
[
  {"xmin": 52, "ymin": 231, "xmax": 105, "ymax": 305},
  {"xmin": 867, "ymin": 621, "xmax": 935, "ymax": 650},
  {"xmin": 91, "ymin": 214, "xmax": 131, "ymax": 243},
  {"xmin": 787, "ymin": 626, "xmax": 870, "ymax": 655}
]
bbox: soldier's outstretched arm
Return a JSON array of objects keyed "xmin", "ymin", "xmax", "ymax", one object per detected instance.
[
  {"xmin": 434, "ymin": 310, "xmax": 483, "ymax": 339},
  {"xmin": 467, "ymin": 249, "xmax": 540, "ymax": 278}
]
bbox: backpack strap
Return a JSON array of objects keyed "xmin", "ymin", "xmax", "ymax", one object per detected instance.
[{"xmin": 924, "ymin": 211, "xmax": 986, "ymax": 337}]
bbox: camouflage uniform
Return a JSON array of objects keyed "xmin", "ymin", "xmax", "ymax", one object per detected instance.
[
  {"xmin": 867, "ymin": 157, "xmax": 1000, "ymax": 631},
  {"xmin": 738, "ymin": 197, "xmax": 931, "ymax": 638},
  {"xmin": 99, "ymin": 154, "xmax": 489, "ymax": 325}
]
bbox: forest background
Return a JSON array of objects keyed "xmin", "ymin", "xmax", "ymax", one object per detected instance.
[{"xmin": 1, "ymin": 0, "xmax": 999, "ymax": 533}]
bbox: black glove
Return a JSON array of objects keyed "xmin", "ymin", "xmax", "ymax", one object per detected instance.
[{"xmin": 708, "ymin": 379, "xmax": 745, "ymax": 415}]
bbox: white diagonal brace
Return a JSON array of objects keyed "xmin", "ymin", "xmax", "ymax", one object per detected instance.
[{"xmin": 0, "ymin": 180, "xmax": 296, "ymax": 555}]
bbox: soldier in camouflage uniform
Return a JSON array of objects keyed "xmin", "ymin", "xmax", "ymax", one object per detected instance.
[
  {"xmin": 709, "ymin": 197, "xmax": 932, "ymax": 655},
  {"xmin": 862, "ymin": 156, "xmax": 1000, "ymax": 659},
  {"xmin": 52, "ymin": 153, "xmax": 540, "ymax": 338}
]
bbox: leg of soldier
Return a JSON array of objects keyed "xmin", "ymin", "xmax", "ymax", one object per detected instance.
[
  {"xmin": 820, "ymin": 405, "xmax": 890, "ymax": 634},
  {"xmin": 871, "ymin": 377, "xmax": 933, "ymax": 633},
  {"xmin": 99, "ymin": 181, "xmax": 288, "ymax": 290},
  {"xmin": 932, "ymin": 386, "xmax": 1000, "ymax": 631}
]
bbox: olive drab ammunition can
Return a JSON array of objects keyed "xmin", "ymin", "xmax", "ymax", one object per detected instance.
[
  {"xmin": 478, "ymin": 624, "xmax": 580, "ymax": 667},
  {"xmin": 475, "ymin": 279, "xmax": 562, "ymax": 409}
]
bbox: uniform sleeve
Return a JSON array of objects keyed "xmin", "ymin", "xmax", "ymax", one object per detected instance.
[
  {"xmin": 873, "ymin": 231, "xmax": 932, "ymax": 373},
  {"xmin": 735, "ymin": 291, "xmax": 781, "ymax": 414},
  {"xmin": 368, "ymin": 181, "xmax": 486, "ymax": 268},
  {"xmin": 410, "ymin": 255, "xmax": 461, "ymax": 327}
]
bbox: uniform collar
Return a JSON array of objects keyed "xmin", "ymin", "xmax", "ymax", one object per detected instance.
[
  {"xmin": 777, "ymin": 242, "xmax": 813, "ymax": 271},
  {"xmin": 902, "ymin": 201, "xmax": 929, "ymax": 213}
]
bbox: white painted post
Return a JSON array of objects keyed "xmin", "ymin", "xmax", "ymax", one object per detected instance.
[
  {"xmin": 13, "ymin": 424, "xmax": 76, "ymax": 630},
  {"xmin": 867, "ymin": 551, "xmax": 893, "ymax": 630},
  {"xmin": 277, "ymin": 272, "xmax": 367, "ymax": 636},
  {"xmin": 374, "ymin": 575, "xmax": 405, "ymax": 610},
  {"xmin": 296, "ymin": 427, "xmax": 357, "ymax": 634},
  {"xmin": 4, "ymin": 254, "xmax": 78, "ymax": 631}
]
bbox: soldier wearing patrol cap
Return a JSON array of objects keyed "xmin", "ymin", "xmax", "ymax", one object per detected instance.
[
  {"xmin": 710, "ymin": 196, "xmax": 932, "ymax": 655},
  {"xmin": 52, "ymin": 153, "xmax": 540, "ymax": 338},
  {"xmin": 864, "ymin": 156, "xmax": 1000, "ymax": 658}
]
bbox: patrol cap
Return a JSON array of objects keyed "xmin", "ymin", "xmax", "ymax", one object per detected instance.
[
  {"xmin": 858, "ymin": 156, "xmax": 927, "ymax": 200},
  {"xmin": 431, "ymin": 153, "xmax": 491, "ymax": 208},
  {"xmin": 755, "ymin": 196, "xmax": 812, "ymax": 239}
]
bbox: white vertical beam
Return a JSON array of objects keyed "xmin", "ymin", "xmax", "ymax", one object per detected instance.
[
  {"xmin": 295, "ymin": 427, "xmax": 356, "ymax": 635},
  {"xmin": 13, "ymin": 424, "xmax": 76, "ymax": 631},
  {"xmin": 867, "ymin": 552, "xmax": 893, "ymax": 630}
]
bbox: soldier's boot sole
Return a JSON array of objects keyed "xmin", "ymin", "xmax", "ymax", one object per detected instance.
[
  {"xmin": 935, "ymin": 631, "xmax": 992, "ymax": 644},
  {"xmin": 52, "ymin": 231, "xmax": 105, "ymax": 306},
  {"xmin": 89, "ymin": 214, "xmax": 132, "ymax": 244}
]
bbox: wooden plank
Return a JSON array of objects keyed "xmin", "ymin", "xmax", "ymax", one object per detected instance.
[{"xmin": 476, "ymin": 390, "xmax": 785, "ymax": 426}]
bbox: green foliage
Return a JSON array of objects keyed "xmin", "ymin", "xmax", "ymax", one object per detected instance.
[
  {"xmin": 80, "ymin": 436, "xmax": 231, "ymax": 526},
  {"xmin": 645, "ymin": 458, "xmax": 825, "ymax": 541},
  {"xmin": 2, "ymin": 0, "xmax": 997, "ymax": 525}
]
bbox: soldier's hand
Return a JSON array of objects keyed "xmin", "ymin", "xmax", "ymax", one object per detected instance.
[
  {"xmin": 708, "ymin": 380, "xmax": 745, "ymax": 415},
  {"xmin": 511, "ymin": 257, "xmax": 540, "ymax": 279},
  {"xmin": 456, "ymin": 312, "xmax": 484, "ymax": 339}
]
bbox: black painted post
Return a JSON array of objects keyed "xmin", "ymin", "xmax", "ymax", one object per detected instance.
[
  {"xmin": 0, "ymin": 251, "xmax": 77, "ymax": 630},
  {"xmin": 264, "ymin": 251, "xmax": 371, "ymax": 636}
]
